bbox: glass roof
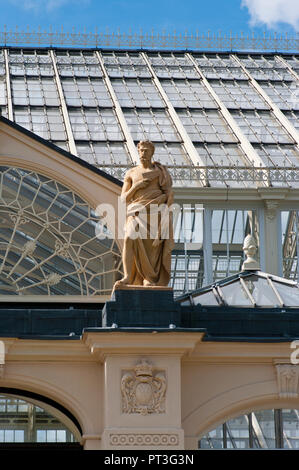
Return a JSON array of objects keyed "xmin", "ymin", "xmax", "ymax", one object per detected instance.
[
  {"xmin": 0, "ymin": 48, "xmax": 299, "ymax": 298},
  {"xmin": 0, "ymin": 48, "xmax": 298, "ymax": 189},
  {"xmin": 176, "ymin": 270, "xmax": 299, "ymax": 308}
]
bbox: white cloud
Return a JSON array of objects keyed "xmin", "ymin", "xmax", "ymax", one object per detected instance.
[
  {"xmin": 242, "ymin": 0, "xmax": 299, "ymax": 30},
  {"xmin": 4, "ymin": 0, "xmax": 88, "ymax": 13}
]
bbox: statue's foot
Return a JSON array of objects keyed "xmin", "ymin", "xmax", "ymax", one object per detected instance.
[
  {"xmin": 114, "ymin": 277, "xmax": 130, "ymax": 288},
  {"xmin": 143, "ymin": 279, "xmax": 155, "ymax": 287}
]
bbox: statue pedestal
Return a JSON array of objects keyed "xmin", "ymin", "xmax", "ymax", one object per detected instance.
[{"xmin": 102, "ymin": 287, "xmax": 180, "ymax": 328}]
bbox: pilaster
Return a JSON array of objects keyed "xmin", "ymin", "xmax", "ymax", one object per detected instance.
[
  {"xmin": 263, "ymin": 200, "xmax": 282, "ymax": 276},
  {"xmin": 83, "ymin": 329, "xmax": 204, "ymax": 450}
]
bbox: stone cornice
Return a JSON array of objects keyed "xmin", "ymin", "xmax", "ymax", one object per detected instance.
[
  {"xmin": 185, "ymin": 341, "xmax": 295, "ymax": 364},
  {"xmin": 83, "ymin": 330, "xmax": 205, "ymax": 361},
  {"xmin": 0, "ymin": 333, "xmax": 295, "ymax": 365},
  {"xmin": 0, "ymin": 337, "xmax": 92, "ymax": 362},
  {"xmin": 174, "ymin": 186, "xmax": 294, "ymax": 203}
]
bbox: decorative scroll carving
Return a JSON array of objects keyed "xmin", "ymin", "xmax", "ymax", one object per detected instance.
[
  {"xmin": 265, "ymin": 201, "xmax": 279, "ymax": 221},
  {"xmin": 276, "ymin": 363, "xmax": 299, "ymax": 398},
  {"xmin": 22, "ymin": 240, "xmax": 36, "ymax": 256},
  {"xmin": 109, "ymin": 433, "xmax": 179, "ymax": 447},
  {"xmin": 121, "ymin": 360, "xmax": 166, "ymax": 415},
  {"xmin": 45, "ymin": 273, "xmax": 62, "ymax": 286},
  {"xmin": 54, "ymin": 241, "xmax": 71, "ymax": 258},
  {"xmin": 9, "ymin": 211, "xmax": 28, "ymax": 226}
]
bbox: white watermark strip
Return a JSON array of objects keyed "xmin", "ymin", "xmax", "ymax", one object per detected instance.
[{"xmin": 95, "ymin": 199, "xmax": 204, "ymax": 240}]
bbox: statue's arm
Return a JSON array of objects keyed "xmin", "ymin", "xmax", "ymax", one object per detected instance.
[
  {"xmin": 121, "ymin": 171, "xmax": 149, "ymax": 203},
  {"xmin": 161, "ymin": 166, "xmax": 174, "ymax": 206},
  {"xmin": 120, "ymin": 175, "xmax": 132, "ymax": 203}
]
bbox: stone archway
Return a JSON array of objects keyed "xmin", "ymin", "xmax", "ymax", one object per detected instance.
[{"xmin": 0, "ymin": 387, "xmax": 83, "ymax": 446}]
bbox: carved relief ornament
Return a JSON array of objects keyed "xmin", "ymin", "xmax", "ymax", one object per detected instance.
[
  {"xmin": 265, "ymin": 201, "xmax": 279, "ymax": 221},
  {"xmin": 121, "ymin": 360, "xmax": 166, "ymax": 415},
  {"xmin": 275, "ymin": 363, "xmax": 299, "ymax": 398},
  {"xmin": 109, "ymin": 433, "xmax": 179, "ymax": 447}
]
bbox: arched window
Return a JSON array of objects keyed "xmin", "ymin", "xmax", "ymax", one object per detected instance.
[
  {"xmin": 0, "ymin": 394, "xmax": 78, "ymax": 443},
  {"xmin": 0, "ymin": 166, "xmax": 122, "ymax": 296},
  {"xmin": 199, "ymin": 409, "xmax": 299, "ymax": 449}
]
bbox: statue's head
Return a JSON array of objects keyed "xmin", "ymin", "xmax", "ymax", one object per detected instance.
[{"xmin": 137, "ymin": 140, "xmax": 155, "ymax": 163}]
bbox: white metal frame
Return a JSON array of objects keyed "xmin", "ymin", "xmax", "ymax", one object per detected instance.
[
  {"xmin": 49, "ymin": 50, "xmax": 77, "ymax": 155},
  {"xmin": 3, "ymin": 49, "xmax": 13, "ymax": 121},
  {"xmin": 232, "ymin": 54, "xmax": 299, "ymax": 148},
  {"xmin": 95, "ymin": 50, "xmax": 139, "ymax": 165},
  {"xmin": 187, "ymin": 53, "xmax": 266, "ymax": 171}
]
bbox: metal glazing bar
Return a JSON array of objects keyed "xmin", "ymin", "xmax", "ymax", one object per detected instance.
[
  {"xmin": 247, "ymin": 414, "xmax": 254, "ymax": 448},
  {"xmin": 296, "ymin": 211, "xmax": 299, "ymax": 283},
  {"xmin": 95, "ymin": 51, "xmax": 139, "ymax": 165},
  {"xmin": 222, "ymin": 423, "xmax": 228, "ymax": 448},
  {"xmin": 232, "ymin": 54, "xmax": 299, "ymax": 146},
  {"xmin": 282, "ymin": 211, "xmax": 295, "ymax": 278},
  {"xmin": 225, "ymin": 422, "xmax": 237, "ymax": 449},
  {"xmin": 203, "ymin": 208, "xmax": 213, "ymax": 285},
  {"xmin": 182, "ymin": 207, "xmax": 189, "ymax": 293},
  {"xmin": 141, "ymin": 52, "xmax": 206, "ymax": 173},
  {"xmin": 219, "ymin": 210, "xmax": 225, "ymax": 244},
  {"xmin": 251, "ymin": 412, "xmax": 268, "ymax": 449},
  {"xmin": 258, "ymin": 208, "xmax": 266, "ymax": 272},
  {"xmin": 239, "ymin": 277, "xmax": 256, "ymax": 305},
  {"xmin": 275, "ymin": 55, "xmax": 299, "ymax": 81},
  {"xmin": 277, "ymin": 209, "xmax": 283, "ymax": 278},
  {"xmin": 49, "ymin": 50, "xmax": 77, "ymax": 155},
  {"xmin": 274, "ymin": 409, "xmax": 284, "ymax": 449},
  {"xmin": 292, "ymin": 211, "xmax": 299, "ymax": 282},
  {"xmin": 27, "ymin": 403, "xmax": 35, "ymax": 442},
  {"xmin": 225, "ymin": 210, "xmax": 230, "ymax": 276},
  {"xmin": 267, "ymin": 276, "xmax": 284, "ymax": 306},
  {"xmin": 283, "ymin": 430, "xmax": 292, "ymax": 449},
  {"xmin": 187, "ymin": 53, "xmax": 266, "ymax": 171},
  {"xmin": 214, "ymin": 285, "xmax": 225, "ymax": 305},
  {"xmin": 3, "ymin": 49, "xmax": 13, "ymax": 120}
]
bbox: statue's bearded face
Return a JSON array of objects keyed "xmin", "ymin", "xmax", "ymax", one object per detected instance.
[{"xmin": 138, "ymin": 144, "xmax": 154, "ymax": 164}]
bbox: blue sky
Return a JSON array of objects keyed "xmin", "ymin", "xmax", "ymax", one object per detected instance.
[{"xmin": 0, "ymin": 0, "xmax": 298, "ymax": 36}]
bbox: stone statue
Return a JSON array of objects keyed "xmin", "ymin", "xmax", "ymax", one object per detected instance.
[
  {"xmin": 242, "ymin": 234, "xmax": 260, "ymax": 271},
  {"xmin": 115, "ymin": 141, "xmax": 174, "ymax": 288}
]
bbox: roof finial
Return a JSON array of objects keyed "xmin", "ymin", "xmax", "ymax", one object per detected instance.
[{"xmin": 242, "ymin": 234, "xmax": 260, "ymax": 271}]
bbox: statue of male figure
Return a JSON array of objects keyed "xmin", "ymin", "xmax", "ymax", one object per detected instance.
[{"xmin": 115, "ymin": 140, "xmax": 174, "ymax": 288}]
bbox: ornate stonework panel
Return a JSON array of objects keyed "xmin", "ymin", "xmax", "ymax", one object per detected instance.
[
  {"xmin": 121, "ymin": 360, "xmax": 166, "ymax": 415},
  {"xmin": 275, "ymin": 363, "xmax": 299, "ymax": 398},
  {"xmin": 265, "ymin": 200, "xmax": 279, "ymax": 221},
  {"xmin": 109, "ymin": 433, "xmax": 179, "ymax": 447}
]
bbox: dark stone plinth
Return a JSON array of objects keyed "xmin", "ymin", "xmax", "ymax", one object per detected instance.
[
  {"xmin": 0, "ymin": 305, "xmax": 101, "ymax": 337},
  {"xmin": 102, "ymin": 288, "xmax": 181, "ymax": 328}
]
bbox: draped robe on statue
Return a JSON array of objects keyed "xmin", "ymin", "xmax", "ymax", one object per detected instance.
[{"xmin": 123, "ymin": 162, "xmax": 174, "ymax": 286}]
